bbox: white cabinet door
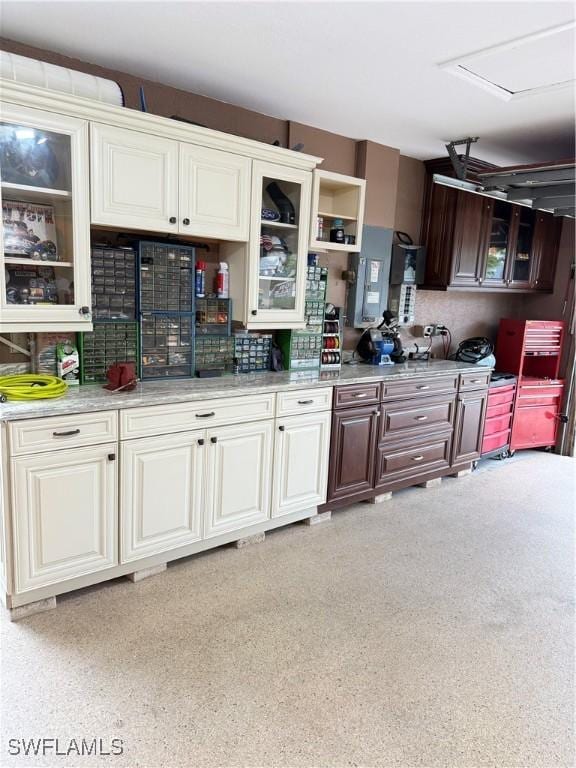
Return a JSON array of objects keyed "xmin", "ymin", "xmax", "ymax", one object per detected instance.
[
  {"xmin": 0, "ymin": 104, "xmax": 92, "ymax": 332},
  {"xmin": 11, "ymin": 444, "xmax": 117, "ymax": 593},
  {"xmin": 272, "ymin": 411, "xmax": 331, "ymax": 517},
  {"xmin": 179, "ymin": 144, "xmax": 250, "ymax": 240},
  {"xmin": 205, "ymin": 421, "xmax": 272, "ymax": 538},
  {"xmin": 90, "ymin": 123, "xmax": 179, "ymax": 233},
  {"xmin": 247, "ymin": 161, "xmax": 312, "ymax": 327},
  {"xmin": 120, "ymin": 431, "xmax": 204, "ymax": 563}
]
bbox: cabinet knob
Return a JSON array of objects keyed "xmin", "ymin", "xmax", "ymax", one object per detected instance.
[
  {"xmin": 108, "ymin": 453, "xmax": 116, "ymax": 462},
  {"xmin": 183, "ymin": 218, "xmax": 190, "ymax": 226},
  {"xmin": 169, "ymin": 216, "xmax": 177, "ymax": 224},
  {"xmin": 278, "ymin": 425, "xmax": 285, "ymax": 431},
  {"xmin": 79, "ymin": 306, "xmax": 91, "ymax": 316},
  {"xmin": 197, "ymin": 438, "xmax": 205, "ymax": 446},
  {"xmin": 535, "ymin": 279, "xmax": 539, "ymax": 285},
  {"xmin": 210, "ymin": 436, "xmax": 218, "ymax": 444},
  {"xmin": 478, "ymin": 278, "xmax": 483, "ymax": 284},
  {"xmin": 251, "ymin": 310, "xmax": 258, "ymax": 316},
  {"xmin": 372, "ymin": 410, "xmax": 379, "ymax": 415}
]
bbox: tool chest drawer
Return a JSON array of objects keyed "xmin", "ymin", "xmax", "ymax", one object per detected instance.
[
  {"xmin": 459, "ymin": 371, "xmax": 491, "ymax": 391},
  {"xmin": 482, "ymin": 428, "xmax": 511, "ymax": 455},
  {"xmin": 516, "ymin": 382, "xmax": 564, "ymax": 408},
  {"xmin": 375, "ymin": 432, "xmax": 452, "ymax": 488},
  {"xmin": 120, "ymin": 393, "xmax": 275, "ymax": 439},
  {"xmin": 381, "ymin": 375, "xmax": 458, "ymax": 402},
  {"xmin": 379, "ymin": 395, "xmax": 455, "ymax": 443},
  {"xmin": 487, "ymin": 385, "xmax": 516, "ymax": 407},
  {"xmin": 483, "ymin": 412, "xmax": 513, "ymax": 436},
  {"xmin": 334, "ymin": 382, "xmax": 381, "ymax": 409},
  {"xmin": 276, "ymin": 387, "xmax": 332, "ymax": 417},
  {"xmin": 524, "ymin": 321, "xmax": 564, "ymax": 353},
  {"xmin": 9, "ymin": 411, "xmax": 118, "ymax": 456}
]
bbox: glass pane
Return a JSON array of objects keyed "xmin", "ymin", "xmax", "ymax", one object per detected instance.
[
  {"xmin": 512, "ymin": 207, "xmax": 534, "ymax": 282},
  {"xmin": 0, "ymin": 123, "xmax": 71, "ymax": 191},
  {"xmin": 1, "ymin": 122, "xmax": 76, "ymax": 308},
  {"xmin": 259, "ymin": 175, "xmax": 302, "ymax": 312},
  {"xmin": 485, "ymin": 201, "xmax": 509, "ymax": 280}
]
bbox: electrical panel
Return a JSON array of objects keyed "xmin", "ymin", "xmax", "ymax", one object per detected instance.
[
  {"xmin": 346, "ymin": 226, "xmax": 393, "ymax": 327},
  {"xmin": 388, "ymin": 283, "xmax": 417, "ymax": 325}
]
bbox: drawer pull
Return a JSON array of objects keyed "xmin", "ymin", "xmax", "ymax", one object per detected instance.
[
  {"xmin": 412, "ymin": 455, "xmax": 425, "ymax": 462},
  {"xmin": 196, "ymin": 412, "xmax": 215, "ymax": 418},
  {"xmin": 52, "ymin": 429, "xmax": 81, "ymax": 437},
  {"xmin": 352, "ymin": 393, "xmax": 367, "ymax": 398},
  {"xmin": 298, "ymin": 399, "xmax": 314, "ymax": 405},
  {"xmin": 469, "ymin": 379, "xmax": 483, "ymax": 384},
  {"xmin": 416, "ymin": 385, "xmax": 430, "ymax": 390},
  {"xmin": 415, "ymin": 415, "xmax": 429, "ymax": 421}
]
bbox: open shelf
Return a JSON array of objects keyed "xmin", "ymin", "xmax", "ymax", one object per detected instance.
[
  {"xmin": 261, "ymin": 220, "xmax": 298, "ymax": 230},
  {"xmin": 259, "ymin": 275, "xmax": 296, "ymax": 282},
  {"xmin": 309, "ymin": 240, "xmax": 358, "ymax": 253},
  {"xmin": 4, "ymin": 257, "xmax": 73, "ymax": 267},
  {"xmin": 317, "ymin": 211, "xmax": 358, "ymax": 222},
  {"xmin": 1, "ymin": 181, "xmax": 71, "ymax": 198},
  {"xmin": 310, "ymin": 170, "xmax": 366, "ymax": 252}
]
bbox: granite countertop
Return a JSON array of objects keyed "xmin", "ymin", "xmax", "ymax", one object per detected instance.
[{"xmin": 0, "ymin": 360, "xmax": 483, "ymax": 422}]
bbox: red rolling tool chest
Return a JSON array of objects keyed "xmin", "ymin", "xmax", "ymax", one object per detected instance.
[
  {"xmin": 481, "ymin": 374, "xmax": 517, "ymax": 458},
  {"xmin": 495, "ymin": 319, "xmax": 566, "ymax": 451}
]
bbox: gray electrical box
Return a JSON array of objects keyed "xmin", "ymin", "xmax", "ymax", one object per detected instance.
[{"xmin": 346, "ymin": 226, "xmax": 393, "ymax": 328}]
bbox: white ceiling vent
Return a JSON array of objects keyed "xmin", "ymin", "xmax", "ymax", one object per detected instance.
[{"xmin": 440, "ymin": 22, "xmax": 575, "ymax": 101}]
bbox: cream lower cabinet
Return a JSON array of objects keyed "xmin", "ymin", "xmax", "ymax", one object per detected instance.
[
  {"xmin": 205, "ymin": 421, "xmax": 273, "ymax": 538},
  {"xmin": 272, "ymin": 411, "xmax": 331, "ymax": 517},
  {"xmin": 120, "ymin": 431, "xmax": 204, "ymax": 563},
  {"xmin": 11, "ymin": 444, "xmax": 117, "ymax": 593}
]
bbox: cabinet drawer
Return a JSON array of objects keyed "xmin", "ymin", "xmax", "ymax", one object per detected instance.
[
  {"xmin": 334, "ymin": 382, "xmax": 381, "ymax": 409},
  {"xmin": 120, "ymin": 393, "xmax": 275, "ymax": 439},
  {"xmin": 276, "ymin": 387, "xmax": 332, "ymax": 417},
  {"xmin": 483, "ymin": 412, "xmax": 513, "ymax": 436},
  {"xmin": 487, "ymin": 386, "xmax": 516, "ymax": 407},
  {"xmin": 381, "ymin": 375, "xmax": 458, "ymax": 402},
  {"xmin": 376, "ymin": 433, "xmax": 451, "ymax": 487},
  {"xmin": 9, "ymin": 411, "xmax": 118, "ymax": 456},
  {"xmin": 511, "ymin": 405, "xmax": 559, "ymax": 449},
  {"xmin": 482, "ymin": 428, "xmax": 511, "ymax": 455},
  {"xmin": 517, "ymin": 386, "xmax": 564, "ymax": 408},
  {"xmin": 379, "ymin": 395, "xmax": 455, "ymax": 443},
  {"xmin": 459, "ymin": 371, "xmax": 491, "ymax": 391}
]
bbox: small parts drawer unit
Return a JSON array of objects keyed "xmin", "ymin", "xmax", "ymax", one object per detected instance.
[
  {"xmin": 495, "ymin": 319, "xmax": 566, "ymax": 451},
  {"xmin": 481, "ymin": 374, "xmax": 516, "ymax": 459}
]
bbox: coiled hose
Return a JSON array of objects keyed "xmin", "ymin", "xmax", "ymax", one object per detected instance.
[{"xmin": 0, "ymin": 374, "xmax": 68, "ymax": 402}]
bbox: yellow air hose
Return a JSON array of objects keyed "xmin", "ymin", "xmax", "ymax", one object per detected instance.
[{"xmin": 0, "ymin": 374, "xmax": 68, "ymax": 402}]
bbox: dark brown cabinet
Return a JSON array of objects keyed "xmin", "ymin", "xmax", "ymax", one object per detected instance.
[
  {"xmin": 324, "ymin": 373, "xmax": 489, "ymax": 510},
  {"xmin": 421, "ymin": 180, "xmax": 562, "ymax": 293},
  {"xmin": 327, "ymin": 405, "xmax": 379, "ymax": 503},
  {"xmin": 451, "ymin": 389, "xmax": 488, "ymax": 465}
]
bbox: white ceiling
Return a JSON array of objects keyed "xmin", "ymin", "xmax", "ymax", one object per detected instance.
[{"xmin": 1, "ymin": 1, "xmax": 575, "ymax": 165}]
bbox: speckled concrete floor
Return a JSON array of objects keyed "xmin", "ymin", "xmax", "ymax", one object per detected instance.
[{"xmin": 1, "ymin": 451, "xmax": 574, "ymax": 768}]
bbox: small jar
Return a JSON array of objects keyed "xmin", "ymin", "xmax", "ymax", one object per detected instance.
[{"xmin": 330, "ymin": 219, "xmax": 345, "ymax": 244}]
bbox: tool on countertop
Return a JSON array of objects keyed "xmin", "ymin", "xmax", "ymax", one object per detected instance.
[{"xmin": 0, "ymin": 374, "xmax": 68, "ymax": 402}]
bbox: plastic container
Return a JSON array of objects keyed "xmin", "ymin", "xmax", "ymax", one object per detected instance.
[
  {"xmin": 216, "ymin": 263, "xmax": 229, "ymax": 298},
  {"xmin": 330, "ymin": 219, "xmax": 345, "ymax": 244}
]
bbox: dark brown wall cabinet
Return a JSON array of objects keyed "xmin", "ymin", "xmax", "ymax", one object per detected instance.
[
  {"xmin": 421, "ymin": 182, "xmax": 562, "ymax": 293},
  {"xmin": 324, "ymin": 373, "xmax": 489, "ymax": 510}
]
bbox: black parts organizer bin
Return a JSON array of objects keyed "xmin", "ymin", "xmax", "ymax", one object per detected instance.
[{"xmin": 91, "ymin": 246, "xmax": 136, "ymax": 320}]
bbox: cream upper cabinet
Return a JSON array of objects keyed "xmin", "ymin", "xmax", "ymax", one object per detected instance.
[
  {"xmin": 120, "ymin": 431, "xmax": 204, "ymax": 563},
  {"xmin": 0, "ymin": 104, "xmax": 92, "ymax": 332},
  {"xmin": 90, "ymin": 123, "xmax": 180, "ymax": 234},
  {"xmin": 272, "ymin": 411, "xmax": 331, "ymax": 517},
  {"xmin": 205, "ymin": 420, "xmax": 272, "ymax": 538},
  {"xmin": 179, "ymin": 144, "xmax": 250, "ymax": 241},
  {"xmin": 11, "ymin": 443, "xmax": 117, "ymax": 592}
]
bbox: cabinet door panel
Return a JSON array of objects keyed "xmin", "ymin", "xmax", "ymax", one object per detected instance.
[
  {"xmin": 205, "ymin": 421, "xmax": 272, "ymax": 537},
  {"xmin": 451, "ymin": 391, "xmax": 488, "ymax": 464},
  {"xmin": 120, "ymin": 432, "xmax": 204, "ymax": 563},
  {"xmin": 179, "ymin": 144, "xmax": 250, "ymax": 240},
  {"xmin": 90, "ymin": 123, "xmax": 179, "ymax": 233},
  {"xmin": 12, "ymin": 444, "xmax": 117, "ymax": 592},
  {"xmin": 272, "ymin": 412, "xmax": 331, "ymax": 517},
  {"xmin": 531, "ymin": 212, "xmax": 562, "ymax": 291},
  {"xmin": 451, "ymin": 193, "xmax": 492, "ymax": 287},
  {"xmin": 327, "ymin": 406, "xmax": 379, "ymax": 502}
]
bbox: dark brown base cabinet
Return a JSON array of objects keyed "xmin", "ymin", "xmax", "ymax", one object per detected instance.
[{"xmin": 322, "ymin": 371, "xmax": 489, "ymax": 510}]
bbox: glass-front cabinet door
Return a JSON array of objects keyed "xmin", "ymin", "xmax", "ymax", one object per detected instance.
[
  {"xmin": 507, "ymin": 206, "xmax": 535, "ymax": 288},
  {"xmin": 248, "ymin": 161, "xmax": 312, "ymax": 326},
  {"xmin": 0, "ymin": 104, "xmax": 91, "ymax": 331},
  {"xmin": 481, "ymin": 199, "xmax": 509, "ymax": 288}
]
